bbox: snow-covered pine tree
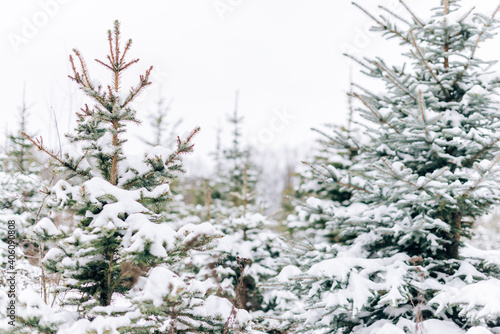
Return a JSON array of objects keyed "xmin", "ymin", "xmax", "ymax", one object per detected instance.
[
  {"xmin": 0, "ymin": 88, "xmax": 44, "ymax": 229},
  {"xmin": 265, "ymin": 106, "xmax": 363, "ymax": 331},
  {"xmin": 0, "ymin": 91, "xmax": 48, "ymax": 277},
  {"xmin": 182, "ymin": 92, "xmax": 259, "ymax": 218},
  {"xmin": 184, "ymin": 92, "xmax": 281, "ymax": 327},
  {"xmin": 286, "ymin": 86, "xmax": 360, "ymax": 245},
  {"xmin": 5, "ymin": 88, "xmax": 38, "ymax": 174},
  {"xmin": 139, "ymin": 90, "xmax": 196, "ymax": 230},
  {"xmin": 270, "ymin": 1, "xmax": 500, "ymax": 333},
  {"xmin": 17, "ymin": 21, "xmax": 251, "ymax": 333},
  {"xmin": 0, "ymin": 91, "xmax": 60, "ymax": 332},
  {"xmin": 217, "ymin": 90, "xmax": 259, "ymax": 208},
  {"xmin": 141, "ymin": 89, "xmax": 182, "ymax": 149}
]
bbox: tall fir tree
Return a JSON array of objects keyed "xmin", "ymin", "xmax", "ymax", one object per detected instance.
[
  {"xmin": 269, "ymin": 1, "xmax": 500, "ymax": 333},
  {"xmin": 13, "ymin": 21, "xmax": 252, "ymax": 333}
]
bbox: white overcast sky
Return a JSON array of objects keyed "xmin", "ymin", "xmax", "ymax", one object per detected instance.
[{"xmin": 0, "ymin": 0, "xmax": 497, "ymax": 174}]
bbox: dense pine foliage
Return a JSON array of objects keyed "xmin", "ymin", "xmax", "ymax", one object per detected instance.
[
  {"xmin": 2, "ymin": 2, "xmax": 500, "ymax": 334},
  {"xmin": 269, "ymin": 1, "xmax": 500, "ymax": 333}
]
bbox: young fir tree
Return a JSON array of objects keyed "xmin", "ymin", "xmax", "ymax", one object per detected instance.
[
  {"xmin": 5, "ymin": 87, "xmax": 39, "ymax": 174},
  {"xmin": 140, "ymin": 90, "xmax": 194, "ymax": 230},
  {"xmin": 15, "ymin": 21, "xmax": 252, "ymax": 333},
  {"xmin": 268, "ymin": 114, "xmax": 363, "ymax": 330},
  {"xmin": 185, "ymin": 92, "xmax": 281, "ymax": 326},
  {"xmin": 0, "ymin": 90, "xmax": 51, "ymax": 299},
  {"xmin": 141, "ymin": 89, "xmax": 182, "ymax": 149},
  {"xmin": 217, "ymin": 90, "xmax": 259, "ymax": 207},
  {"xmin": 269, "ymin": 1, "xmax": 500, "ymax": 333},
  {"xmin": 287, "ymin": 86, "xmax": 360, "ymax": 244},
  {"xmin": 0, "ymin": 88, "xmax": 43, "ymax": 229}
]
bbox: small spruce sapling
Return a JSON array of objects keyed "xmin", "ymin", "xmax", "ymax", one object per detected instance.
[{"xmin": 20, "ymin": 21, "xmax": 251, "ymax": 333}]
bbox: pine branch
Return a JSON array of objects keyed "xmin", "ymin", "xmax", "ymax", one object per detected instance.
[
  {"xmin": 120, "ymin": 39, "xmax": 133, "ymax": 65},
  {"xmin": 374, "ymin": 158, "xmax": 443, "ymax": 199},
  {"xmin": 351, "ymin": 92, "xmax": 401, "ymax": 134},
  {"xmin": 21, "ymin": 132, "xmax": 90, "ymax": 178},
  {"xmin": 467, "ymin": 138, "xmax": 500, "ymax": 165},
  {"xmin": 409, "ymin": 30, "xmax": 451, "ymax": 100},
  {"xmin": 94, "ymin": 58, "xmax": 113, "ymax": 71},
  {"xmin": 458, "ymin": 6, "xmax": 475, "ymax": 24},
  {"xmin": 462, "ymin": 152, "xmax": 500, "ymax": 198},
  {"xmin": 303, "ymin": 161, "xmax": 371, "ymax": 194},
  {"xmin": 121, "ymin": 66, "xmax": 153, "ymax": 109},
  {"xmin": 417, "ymin": 167, "xmax": 449, "ymax": 191},
  {"xmin": 69, "ymin": 52, "xmax": 109, "ymax": 108},
  {"xmin": 344, "ymin": 53, "xmax": 375, "ymax": 73},
  {"xmin": 311, "ymin": 127, "xmax": 359, "ymax": 153},
  {"xmin": 378, "ymin": 5, "xmax": 410, "ymax": 25},
  {"xmin": 352, "ymin": 2, "xmax": 410, "ymax": 43},
  {"xmin": 107, "ymin": 28, "xmax": 115, "ymax": 64},
  {"xmin": 452, "ymin": 4, "xmax": 500, "ymax": 87},
  {"xmin": 372, "ymin": 60, "xmax": 417, "ymax": 101},
  {"xmin": 69, "ymin": 49, "xmax": 93, "ymax": 89},
  {"xmin": 399, "ymin": 0, "xmax": 424, "ymax": 26},
  {"xmin": 122, "ymin": 127, "xmax": 200, "ymax": 190},
  {"xmin": 351, "ymin": 83, "xmax": 380, "ymax": 99}
]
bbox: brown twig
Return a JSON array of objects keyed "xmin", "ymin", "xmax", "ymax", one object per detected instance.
[{"xmin": 21, "ymin": 133, "xmax": 62, "ymax": 165}]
